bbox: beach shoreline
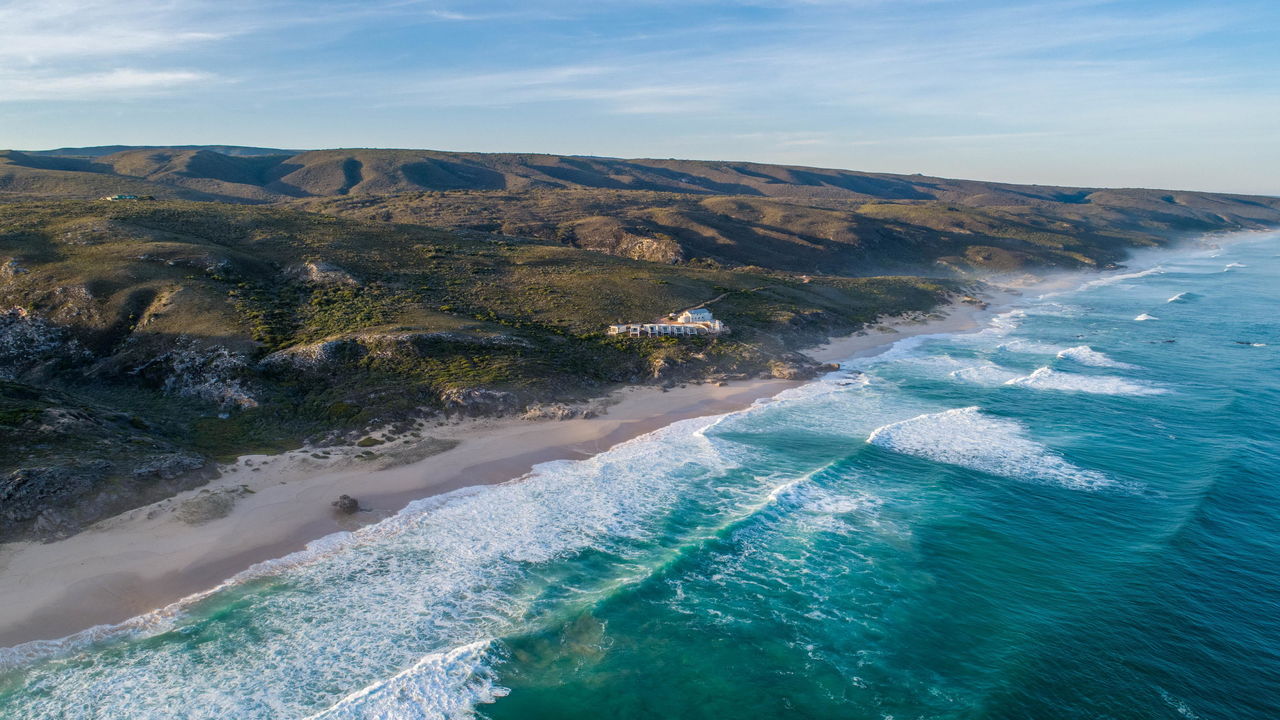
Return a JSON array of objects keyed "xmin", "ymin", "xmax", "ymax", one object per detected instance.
[{"xmin": 0, "ymin": 290, "xmax": 1020, "ymax": 650}]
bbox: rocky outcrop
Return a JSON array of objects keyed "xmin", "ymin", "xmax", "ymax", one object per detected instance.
[
  {"xmin": 562, "ymin": 216, "xmax": 685, "ymax": 264},
  {"xmin": 0, "ymin": 450, "xmax": 215, "ymax": 541},
  {"xmin": 0, "ymin": 259, "xmax": 28, "ymax": 280},
  {"xmin": 131, "ymin": 340, "xmax": 258, "ymax": 410},
  {"xmin": 439, "ymin": 387, "xmax": 518, "ymax": 416},
  {"xmin": 286, "ymin": 260, "xmax": 360, "ymax": 286},
  {"xmin": 261, "ymin": 337, "xmax": 367, "ymax": 370},
  {"xmin": 131, "ymin": 452, "xmax": 208, "ymax": 481},
  {"xmin": 0, "ymin": 462, "xmax": 110, "ymax": 531},
  {"xmin": 521, "ymin": 401, "xmax": 604, "ymax": 421},
  {"xmin": 331, "ymin": 494, "xmax": 360, "ymax": 514},
  {"xmin": 0, "ymin": 308, "xmax": 90, "ymax": 380},
  {"xmin": 767, "ymin": 355, "xmax": 825, "ymax": 381}
]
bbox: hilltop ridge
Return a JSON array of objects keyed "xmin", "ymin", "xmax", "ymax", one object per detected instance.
[{"xmin": 5, "ymin": 145, "xmax": 1279, "ymax": 274}]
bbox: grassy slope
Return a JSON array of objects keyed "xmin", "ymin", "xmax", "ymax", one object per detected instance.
[
  {"xmin": 292, "ymin": 188, "xmax": 1205, "ymax": 274},
  {"xmin": 0, "ymin": 200, "xmax": 950, "ymax": 468}
]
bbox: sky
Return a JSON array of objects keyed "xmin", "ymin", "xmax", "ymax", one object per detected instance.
[{"xmin": 1, "ymin": 0, "xmax": 1278, "ymax": 194}]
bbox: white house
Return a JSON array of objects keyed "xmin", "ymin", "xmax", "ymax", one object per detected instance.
[
  {"xmin": 676, "ymin": 308, "xmax": 712, "ymax": 323},
  {"xmin": 608, "ymin": 307, "xmax": 727, "ymax": 338}
]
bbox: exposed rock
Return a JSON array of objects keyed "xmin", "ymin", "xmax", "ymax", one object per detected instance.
[
  {"xmin": 0, "ymin": 259, "xmax": 28, "ymax": 280},
  {"xmin": 176, "ymin": 487, "xmax": 245, "ymax": 525},
  {"xmin": 131, "ymin": 452, "xmax": 207, "ymax": 481},
  {"xmin": 768, "ymin": 356, "xmax": 823, "ymax": 381},
  {"xmin": 131, "ymin": 340, "xmax": 258, "ymax": 410},
  {"xmin": 30, "ymin": 507, "xmax": 78, "ymax": 538},
  {"xmin": 33, "ymin": 407, "xmax": 102, "ymax": 434},
  {"xmin": 0, "ymin": 462, "xmax": 109, "ymax": 529},
  {"xmin": 261, "ymin": 338, "xmax": 367, "ymax": 370},
  {"xmin": 562, "ymin": 216, "xmax": 685, "ymax": 264},
  {"xmin": 521, "ymin": 402, "xmax": 603, "ymax": 421},
  {"xmin": 287, "ymin": 260, "xmax": 360, "ymax": 286},
  {"xmin": 0, "ymin": 307, "xmax": 90, "ymax": 380},
  {"xmin": 439, "ymin": 387, "xmax": 518, "ymax": 416},
  {"xmin": 331, "ymin": 494, "xmax": 360, "ymax": 514}
]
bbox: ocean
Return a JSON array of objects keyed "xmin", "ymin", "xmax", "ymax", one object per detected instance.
[{"xmin": 1, "ymin": 232, "xmax": 1277, "ymax": 719}]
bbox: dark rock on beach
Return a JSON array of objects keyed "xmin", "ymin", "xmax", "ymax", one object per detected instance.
[{"xmin": 332, "ymin": 494, "xmax": 360, "ymax": 514}]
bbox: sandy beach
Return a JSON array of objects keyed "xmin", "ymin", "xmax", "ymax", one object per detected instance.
[{"xmin": 0, "ymin": 294, "xmax": 1012, "ymax": 649}]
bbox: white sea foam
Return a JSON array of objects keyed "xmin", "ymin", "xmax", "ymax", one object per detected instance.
[
  {"xmin": 1224, "ymin": 262, "xmax": 1246, "ymax": 270},
  {"xmin": 1166, "ymin": 292, "xmax": 1195, "ymax": 303},
  {"xmin": 843, "ymin": 332, "xmax": 948, "ymax": 369},
  {"xmin": 997, "ymin": 338, "xmax": 1068, "ymax": 355},
  {"xmin": 1056, "ymin": 346, "xmax": 1140, "ymax": 369},
  {"xmin": 949, "ymin": 362, "xmax": 1022, "ymax": 385},
  {"xmin": 867, "ymin": 407, "xmax": 1111, "ymax": 490},
  {"xmin": 0, "ymin": 413, "xmax": 746, "ymax": 718},
  {"xmin": 306, "ymin": 641, "xmax": 505, "ymax": 720},
  {"xmin": 1134, "ymin": 313, "xmax": 1158, "ymax": 321},
  {"xmin": 1157, "ymin": 688, "xmax": 1204, "ymax": 719},
  {"xmin": 1005, "ymin": 367, "xmax": 1167, "ymax": 395}
]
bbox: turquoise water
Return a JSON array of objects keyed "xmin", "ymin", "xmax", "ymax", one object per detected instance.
[{"xmin": 2, "ymin": 233, "xmax": 1278, "ymax": 719}]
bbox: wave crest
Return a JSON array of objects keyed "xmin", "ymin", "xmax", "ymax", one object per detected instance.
[
  {"xmin": 306, "ymin": 641, "xmax": 506, "ymax": 720},
  {"xmin": 867, "ymin": 407, "xmax": 1111, "ymax": 489},
  {"xmin": 1056, "ymin": 346, "xmax": 1140, "ymax": 369},
  {"xmin": 1005, "ymin": 367, "xmax": 1166, "ymax": 395}
]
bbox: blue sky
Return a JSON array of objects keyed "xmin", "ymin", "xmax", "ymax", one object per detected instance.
[{"xmin": 2, "ymin": 0, "xmax": 1278, "ymax": 194}]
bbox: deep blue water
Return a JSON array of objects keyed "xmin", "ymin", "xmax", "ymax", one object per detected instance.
[{"xmin": 1, "ymin": 232, "xmax": 1277, "ymax": 719}]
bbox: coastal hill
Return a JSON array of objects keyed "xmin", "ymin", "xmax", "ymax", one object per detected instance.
[
  {"xmin": 5, "ymin": 146, "xmax": 1279, "ymax": 273},
  {"xmin": 0, "ymin": 199, "xmax": 949, "ymax": 540},
  {"xmin": 1, "ymin": 145, "xmax": 1278, "ymax": 541}
]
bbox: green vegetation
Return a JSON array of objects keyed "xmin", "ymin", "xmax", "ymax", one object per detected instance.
[
  {"xmin": 0, "ymin": 200, "xmax": 953, "ymax": 471},
  {"xmin": 2, "ymin": 144, "xmax": 1277, "ymax": 540}
]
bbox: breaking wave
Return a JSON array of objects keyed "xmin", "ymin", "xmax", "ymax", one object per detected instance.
[
  {"xmin": 1135, "ymin": 313, "xmax": 1158, "ymax": 322},
  {"xmin": 949, "ymin": 362, "xmax": 1022, "ymax": 385},
  {"xmin": 0, "ymin": 413, "xmax": 744, "ymax": 718},
  {"xmin": 305, "ymin": 641, "xmax": 506, "ymax": 720},
  {"xmin": 867, "ymin": 407, "xmax": 1111, "ymax": 490},
  {"xmin": 1005, "ymin": 367, "xmax": 1167, "ymax": 396},
  {"xmin": 997, "ymin": 338, "xmax": 1068, "ymax": 355},
  {"xmin": 1056, "ymin": 346, "xmax": 1140, "ymax": 369}
]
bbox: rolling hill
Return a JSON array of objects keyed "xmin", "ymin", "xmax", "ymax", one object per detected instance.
[
  {"xmin": 2, "ymin": 144, "xmax": 1277, "ymax": 541},
  {"xmin": 6, "ymin": 146, "xmax": 1278, "ymax": 275}
]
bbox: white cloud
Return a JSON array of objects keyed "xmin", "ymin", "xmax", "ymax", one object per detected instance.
[
  {"xmin": 0, "ymin": 0, "xmax": 236, "ymax": 100},
  {"xmin": 0, "ymin": 0, "xmax": 231, "ymax": 63},
  {"xmin": 0, "ymin": 68, "xmax": 213, "ymax": 101}
]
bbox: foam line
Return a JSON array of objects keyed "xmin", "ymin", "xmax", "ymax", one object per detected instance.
[
  {"xmin": 1056, "ymin": 346, "xmax": 1140, "ymax": 369},
  {"xmin": 867, "ymin": 407, "xmax": 1111, "ymax": 490},
  {"xmin": 1005, "ymin": 367, "xmax": 1166, "ymax": 395}
]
